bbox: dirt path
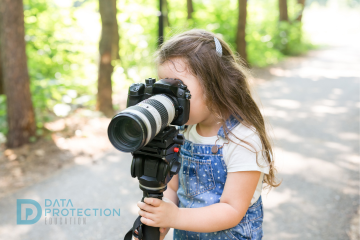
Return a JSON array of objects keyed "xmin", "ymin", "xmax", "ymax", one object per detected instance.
[{"xmin": 256, "ymin": 43, "xmax": 359, "ymax": 239}]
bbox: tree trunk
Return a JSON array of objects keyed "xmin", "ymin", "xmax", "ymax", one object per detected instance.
[
  {"xmin": 97, "ymin": 0, "xmax": 116, "ymax": 117},
  {"xmin": 0, "ymin": 45, "xmax": 3, "ymax": 95},
  {"xmin": 158, "ymin": 0, "xmax": 164, "ymax": 46},
  {"xmin": 0, "ymin": 0, "xmax": 36, "ymax": 148},
  {"xmin": 296, "ymin": 0, "xmax": 306, "ymax": 21},
  {"xmin": 187, "ymin": 0, "xmax": 193, "ymax": 20},
  {"xmin": 279, "ymin": 0, "xmax": 289, "ymax": 22},
  {"xmin": 163, "ymin": 0, "xmax": 170, "ymax": 27},
  {"xmin": 111, "ymin": 0, "xmax": 120, "ymax": 61},
  {"xmin": 236, "ymin": 0, "xmax": 247, "ymax": 63}
]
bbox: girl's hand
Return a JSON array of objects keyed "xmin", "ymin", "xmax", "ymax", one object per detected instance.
[{"xmin": 137, "ymin": 197, "xmax": 179, "ymax": 228}]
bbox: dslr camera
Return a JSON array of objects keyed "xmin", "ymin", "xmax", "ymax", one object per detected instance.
[{"xmin": 108, "ymin": 77, "xmax": 191, "ymax": 153}]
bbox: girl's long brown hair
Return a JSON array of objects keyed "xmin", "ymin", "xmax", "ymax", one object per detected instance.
[{"xmin": 154, "ymin": 29, "xmax": 281, "ymax": 189}]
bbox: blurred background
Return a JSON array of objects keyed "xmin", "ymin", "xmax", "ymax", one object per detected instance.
[{"xmin": 0, "ymin": 0, "xmax": 359, "ymax": 239}]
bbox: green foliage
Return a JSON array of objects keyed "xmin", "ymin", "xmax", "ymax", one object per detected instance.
[
  {"xmin": 166, "ymin": 0, "xmax": 238, "ymax": 53},
  {"xmin": 0, "ymin": 0, "xmax": 315, "ymax": 139},
  {"xmin": 117, "ymin": 0, "xmax": 159, "ymax": 83},
  {"xmin": 165, "ymin": 0, "xmax": 313, "ymax": 67},
  {"xmin": 24, "ymin": 0, "xmax": 98, "ymax": 130}
]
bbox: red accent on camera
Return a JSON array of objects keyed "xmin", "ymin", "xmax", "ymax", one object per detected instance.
[{"xmin": 173, "ymin": 147, "xmax": 179, "ymax": 153}]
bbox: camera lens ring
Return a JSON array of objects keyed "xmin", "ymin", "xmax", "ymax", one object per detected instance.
[
  {"xmin": 130, "ymin": 105, "xmax": 157, "ymax": 142},
  {"xmin": 108, "ymin": 112, "xmax": 147, "ymax": 152},
  {"xmin": 151, "ymin": 94, "xmax": 176, "ymax": 125},
  {"xmin": 140, "ymin": 98, "xmax": 168, "ymax": 130}
]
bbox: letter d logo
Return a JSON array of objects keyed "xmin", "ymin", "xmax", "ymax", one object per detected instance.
[{"xmin": 17, "ymin": 199, "xmax": 42, "ymax": 224}]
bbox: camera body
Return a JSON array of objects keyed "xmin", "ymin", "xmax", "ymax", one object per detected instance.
[{"xmin": 126, "ymin": 78, "xmax": 191, "ymax": 126}]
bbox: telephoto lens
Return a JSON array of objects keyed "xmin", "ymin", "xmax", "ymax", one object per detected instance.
[{"xmin": 108, "ymin": 94, "xmax": 176, "ymax": 152}]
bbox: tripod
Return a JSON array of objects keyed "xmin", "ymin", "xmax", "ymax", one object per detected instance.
[{"xmin": 124, "ymin": 125, "xmax": 184, "ymax": 240}]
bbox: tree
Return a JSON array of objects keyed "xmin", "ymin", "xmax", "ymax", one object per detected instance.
[
  {"xmin": 163, "ymin": 0, "xmax": 170, "ymax": 28},
  {"xmin": 158, "ymin": 0, "xmax": 170, "ymax": 46},
  {"xmin": 296, "ymin": 0, "xmax": 306, "ymax": 22},
  {"xmin": 111, "ymin": 0, "xmax": 120, "ymax": 61},
  {"xmin": 97, "ymin": 0, "xmax": 120, "ymax": 117},
  {"xmin": 236, "ymin": 0, "xmax": 247, "ymax": 63},
  {"xmin": 187, "ymin": 0, "xmax": 194, "ymax": 20},
  {"xmin": 279, "ymin": 0, "xmax": 289, "ymax": 22},
  {"xmin": 0, "ymin": 0, "xmax": 36, "ymax": 148},
  {"xmin": 278, "ymin": 0, "xmax": 290, "ymax": 54},
  {"xmin": 0, "ymin": 45, "xmax": 3, "ymax": 95}
]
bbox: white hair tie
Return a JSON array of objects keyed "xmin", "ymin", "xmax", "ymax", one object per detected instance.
[{"xmin": 214, "ymin": 37, "xmax": 223, "ymax": 57}]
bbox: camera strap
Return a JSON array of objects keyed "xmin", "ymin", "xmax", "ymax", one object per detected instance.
[{"xmin": 124, "ymin": 215, "xmax": 143, "ymax": 240}]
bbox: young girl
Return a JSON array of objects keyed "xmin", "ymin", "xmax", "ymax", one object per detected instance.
[{"xmin": 135, "ymin": 29, "xmax": 280, "ymax": 240}]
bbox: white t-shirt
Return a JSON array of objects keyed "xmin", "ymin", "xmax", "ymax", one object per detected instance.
[{"xmin": 179, "ymin": 123, "xmax": 270, "ymax": 206}]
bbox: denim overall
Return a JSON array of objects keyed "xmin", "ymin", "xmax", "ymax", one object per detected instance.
[{"xmin": 174, "ymin": 115, "xmax": 264, "ymax": 240}]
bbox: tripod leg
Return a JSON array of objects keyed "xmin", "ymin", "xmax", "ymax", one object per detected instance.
[
  {"xmin": 142, "ymin": 225, "xmax": 160, "ymax": 240},
  {"xmin": 140, "ymin": 192, "xmax": 164, "ymax": 240}
]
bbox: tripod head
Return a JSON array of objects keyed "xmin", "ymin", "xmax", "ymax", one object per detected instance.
[{"xmin": 131, "ymin": 125, "xmax": 184, "ymax": 196}]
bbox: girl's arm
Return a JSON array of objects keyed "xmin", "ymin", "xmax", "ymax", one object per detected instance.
[
  {"xmin": 162, "ymin": 174, "xmax": 179, "ymax": 205},
  {"xmin": 137, "ymin": 171, "xmax": 261, "ymax": 232}
]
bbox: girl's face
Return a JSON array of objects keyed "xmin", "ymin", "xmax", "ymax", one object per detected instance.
[{"xmin": 157, "ymin": 58, "xmax": 211, "ymax": 125}]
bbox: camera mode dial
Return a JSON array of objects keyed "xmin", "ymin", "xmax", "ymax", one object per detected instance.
[{"xmin": 145, "ymin": 78, "xmax": 156, "ymax": 86}]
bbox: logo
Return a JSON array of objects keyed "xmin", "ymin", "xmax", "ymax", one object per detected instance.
[
  {"xmin": 16, "ymin": 198, "xmax": 120, "ymax": 225},
  {"xmin": 17, "ymin": 199, "xmax": 42, "ymax": 224}
]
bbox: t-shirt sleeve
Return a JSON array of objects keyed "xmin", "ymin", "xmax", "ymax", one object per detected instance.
[{"xmin": 225, "ymin": 125, "xmax": 271, "ymax": 174}]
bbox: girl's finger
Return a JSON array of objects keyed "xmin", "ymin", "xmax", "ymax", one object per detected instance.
[
  {"xmin": 140, "ymin": 216, "xmax": 156, "ymax": 226},
  {"xmin": 138, "ymin": 209, "xmax": 156, "ymax": 222},
  {"xmin": 144, "ymin": 197, "xmax": 162, "ymax": 207},
  {"xmin": 133, "ymin": 229, "xmax": 139, "ymax": 240},
  {"xmin": 137, "ymin": 201, "xmax": 156, "ymax": 213}
]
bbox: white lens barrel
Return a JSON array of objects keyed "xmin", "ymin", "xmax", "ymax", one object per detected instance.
[
  {"xmin": 136, "ymin": 102, "xmax": 162, "ymax": 136},
  {"xmin": 120, "ymin": 94, "xmax": 176, "ymax": 146},
  {"xmin": 150, "ymin": 94, "xmax": 176, "ymax": 126}
]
